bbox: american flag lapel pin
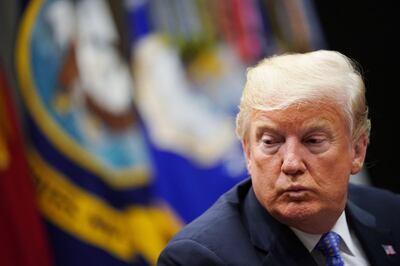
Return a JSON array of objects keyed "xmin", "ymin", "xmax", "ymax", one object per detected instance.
[{"xmin": 382, "ymin": 244, "xmax": 396, "ymax": 256}]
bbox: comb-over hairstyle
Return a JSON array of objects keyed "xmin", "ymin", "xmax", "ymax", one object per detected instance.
[{"xmin": 236, "ymin": 50, "xmax": 370, "ymax": 143}]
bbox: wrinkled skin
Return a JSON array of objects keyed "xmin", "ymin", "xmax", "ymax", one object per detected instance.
[{"xmin": 242, "ymin": 103, "xmax": 367, "ymax": 234}]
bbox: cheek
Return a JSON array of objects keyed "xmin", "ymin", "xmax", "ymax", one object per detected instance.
[
  {"xmin": 250, "ymin": 145, "xmax": 281, "ymax": 171},
  {"xmin": 311, "ymin": 148, "xmax": 353, "ymax": 183},
  {"xmin": 313, "ymin": 160, "xmax": 350, "ymax": 202},
  {"xmin": 328, "ymin": 175, "xmax": 349, "ymax": 196},
  {"xmin": 248, "ymin": 153, "xmax": 281, "ymax": 183},
  {"xmin": 252, "ymin": 176, "xmax": 276, "ymax": 208},
  {"xmin": 249, "ymin": 156, "xmax": 282, "ymax": 203}
]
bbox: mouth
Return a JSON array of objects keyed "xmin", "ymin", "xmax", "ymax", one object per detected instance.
[{"xmin": 282, "ymin": 185, "xmax": 310, "ymax": 200}]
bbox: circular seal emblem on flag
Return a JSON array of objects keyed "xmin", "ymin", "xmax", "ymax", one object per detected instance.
[{"xmin": 17, "ymin": 0, "xmax": 151, "ymax": 187}]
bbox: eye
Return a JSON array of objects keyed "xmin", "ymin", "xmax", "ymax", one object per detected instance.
[
  {"xmin": 260, "ymin": 134, "xmax": 282, "ymax": 153},
  {"xmin": 261, "ymin": 135, "xmax": 279, "ymax": 145},
  {"xmin": 262, "ymin": 137, "xmax": 274, "ymax": 145},
  {"xmin": 304, "ymin": 134, "xmax": 330, "ymax": 153},
  {"xmin": 305, "ymin": 136, "xmax": 325, "ymax": 145}
]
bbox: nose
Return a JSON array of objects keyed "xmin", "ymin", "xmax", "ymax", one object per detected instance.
[{"xmin": 281, "ymin": 138, "xmax": 306, "ymax": 177}]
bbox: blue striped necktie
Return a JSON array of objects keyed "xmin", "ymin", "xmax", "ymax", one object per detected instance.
[{"xmin": 315, "ymin": 231, "xmax": 345, "ymax": 266}]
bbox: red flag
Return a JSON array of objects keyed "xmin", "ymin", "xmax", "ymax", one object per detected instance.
[{"xmin": 0, "ymin": 63, "xmax": 53, "ymax": 266}]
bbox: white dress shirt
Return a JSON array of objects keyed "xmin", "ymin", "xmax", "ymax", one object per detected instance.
[{"xmin": 291, "ymin": 211, "xmax": 370, "ymax": 266}]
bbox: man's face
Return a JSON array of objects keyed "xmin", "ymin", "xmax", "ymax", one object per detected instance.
[{"xmin": 242, "ymin": 103, "xmax": 367, "ymax": 233}]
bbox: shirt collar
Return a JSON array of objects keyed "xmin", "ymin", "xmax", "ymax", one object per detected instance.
[{"xmin": 290, "ymin": 211, "xmax": 357, "ymax": 255}]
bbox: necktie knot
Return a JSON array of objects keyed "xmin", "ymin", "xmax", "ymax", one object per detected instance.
[{"xmin": 315, "ymin": 231, "xmax": 344, "ymax": 266}]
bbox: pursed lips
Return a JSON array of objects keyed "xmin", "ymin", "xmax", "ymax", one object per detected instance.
[{"xmin": 281, "ymin": 185, "xmax": 311, "ymax": 200}]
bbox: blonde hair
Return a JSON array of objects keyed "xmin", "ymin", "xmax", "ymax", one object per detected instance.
[{"xmin": 236, "ymin": 50, "xmax": 370, "ymax": 143}]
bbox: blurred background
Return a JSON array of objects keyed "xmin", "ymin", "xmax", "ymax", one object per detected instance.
[{"xmin": 0, "ymin": 0, "xmax": 398, "ymax": 265}]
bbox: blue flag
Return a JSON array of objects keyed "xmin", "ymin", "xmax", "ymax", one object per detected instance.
[
  {"xmin": 126, "ymin": 0, "xmax": 248, "ymax": 223},
  {"xmin": 16, "ymin": 0, "xmax": 180, "ymax": 265}
]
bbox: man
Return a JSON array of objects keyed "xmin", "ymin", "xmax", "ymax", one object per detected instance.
[{"xmin": 157, "ymin": 50, "xmax": 400, "ymax": 265}]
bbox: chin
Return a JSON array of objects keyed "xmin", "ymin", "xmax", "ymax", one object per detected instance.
[
  {"xmin": 272, "ymin": 202, "xmax": 320, "ymax": 227},
  {"xmin": 272, "ymin": 201, "xmax": 344, "ymax": 233}
]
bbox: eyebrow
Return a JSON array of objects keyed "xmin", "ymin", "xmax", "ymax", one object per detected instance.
[
  {"xmin": 302, "ymin": 120, "xmax": 334, "ymax": 133},
  {"xmin": 253, "ymin": 122, "xmax": 280, "ymax": 138},
  {"xmin": 253, "ymin": 119, "xmax": 333, "ymax": 138}
]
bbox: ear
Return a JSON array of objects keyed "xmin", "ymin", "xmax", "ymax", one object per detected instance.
[{"xmin": 351, "ymin": 134, "xmax": 368, "ymax": 175}]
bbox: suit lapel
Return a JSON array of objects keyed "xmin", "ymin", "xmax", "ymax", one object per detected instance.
[
  {"xmin": 347, "ymin": 201, "xmax": 400, "ymax": 266},
  {"xmin": 241, "ymin": 183, "xmax": 400, "ymax": 265},
  {"xmin": 260, "ymin": 226, "xmax": 318, "ymax": 266},
  {"xmin": 243, "ymin": 188, "xmax": 317, "ymax": 266}
]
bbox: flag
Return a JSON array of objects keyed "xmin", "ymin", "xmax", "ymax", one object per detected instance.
[
  {"xmin": 127, "ymin": 0, "xmax": 248, "ymax": 223},
  {"xmin": 382, "ymin": 244, "xmax": 396, "ymax": 256},
  {"xmin": 15, "ymin": 0, "xmax": 180, "ymax": 265},
  {"xmin": 0, "ymin": 62, "xmax": 53, "ymax": 266}
]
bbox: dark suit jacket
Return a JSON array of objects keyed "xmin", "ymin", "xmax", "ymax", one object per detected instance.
[{"xmin": 158, "ymin": 179, "xmax": 400, "ymax": 265}]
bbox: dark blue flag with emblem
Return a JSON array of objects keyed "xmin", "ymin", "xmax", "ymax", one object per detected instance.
[{"xmin": 15, "ymin": 0, "xmax": 181, "ymax": 265}]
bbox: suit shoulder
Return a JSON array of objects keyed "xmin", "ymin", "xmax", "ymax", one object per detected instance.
[
  {"xmin": 160, "ymin": 179, "xmax": 254, "ymax": 264},
  {"xmin": 349, "ymin": 183, "xmax": 400, "ymax": 202},
  {"xmin": 172, "ymin": 186, "xmax": 247, "ymax": 245},
  {"xmin": 158, "ymin": 238, "xmax": 225, "ymax": 266},
  {"xmin": 349, "ymin": 183, "xmax": 400, "ymax": 214}
]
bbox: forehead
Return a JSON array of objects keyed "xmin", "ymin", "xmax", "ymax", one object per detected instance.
[{"xmin": 250, "ymin": 103, "xmax": 348, "ymax": 133}]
